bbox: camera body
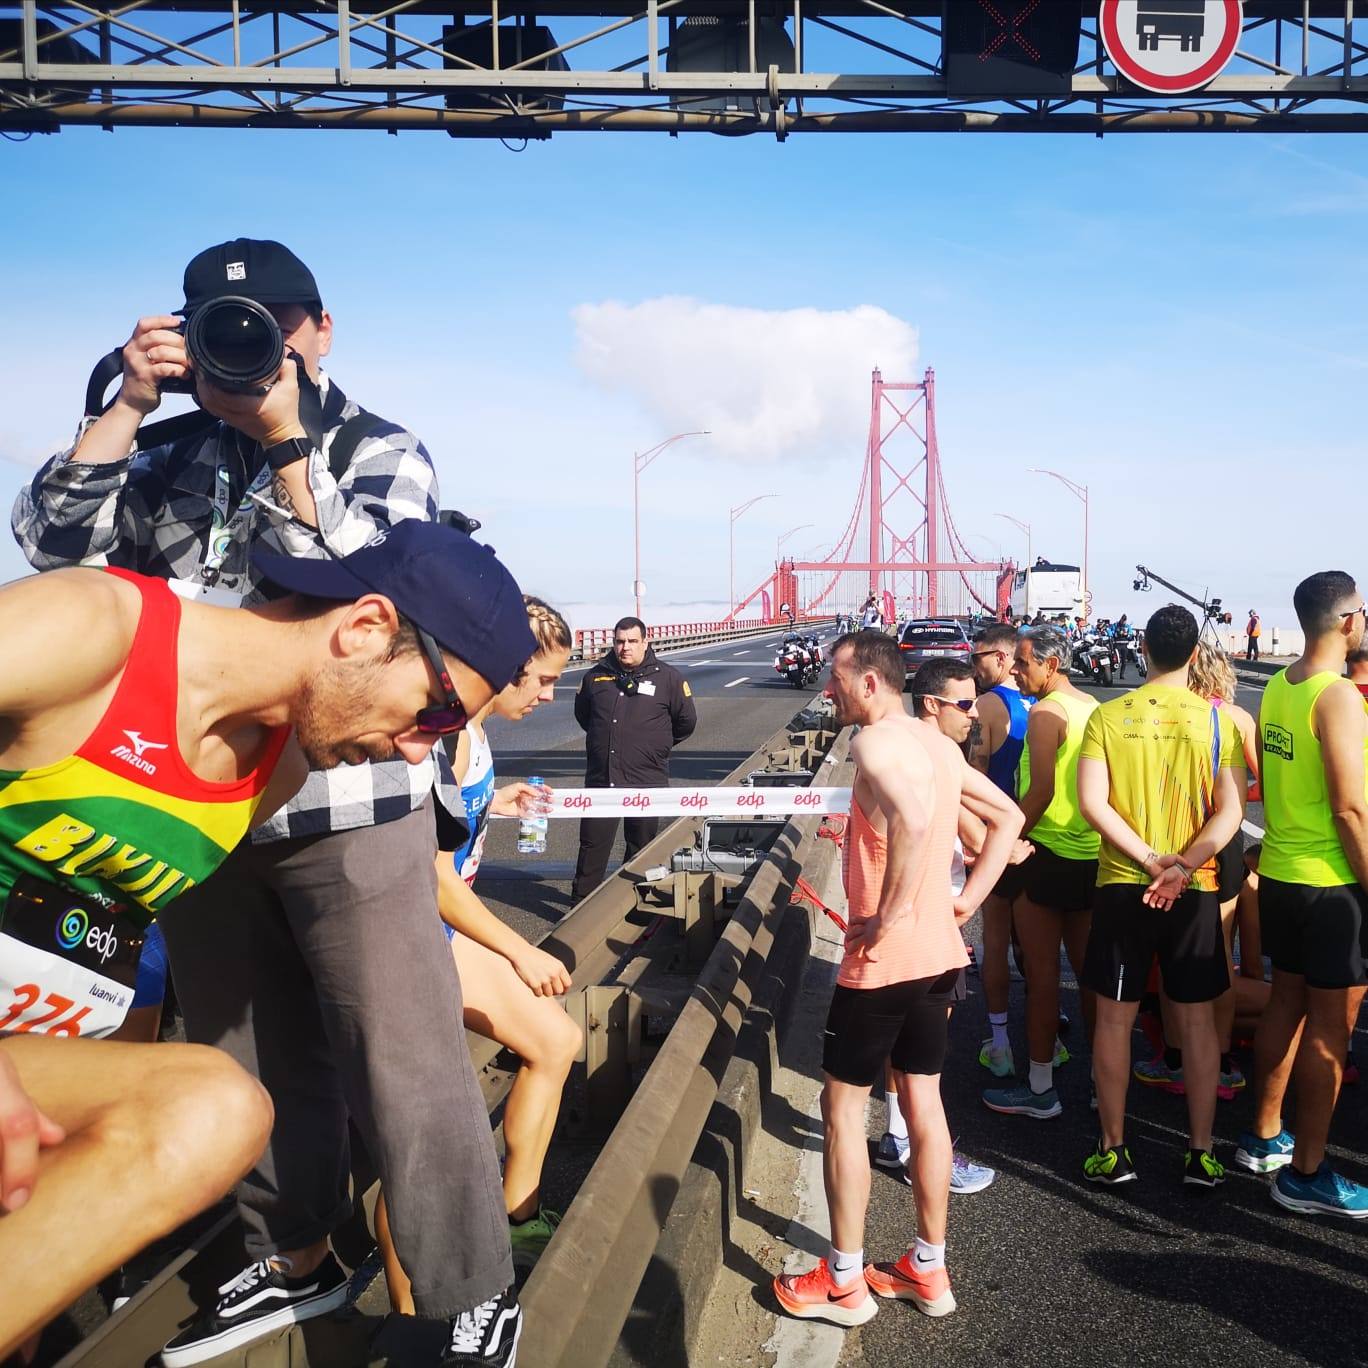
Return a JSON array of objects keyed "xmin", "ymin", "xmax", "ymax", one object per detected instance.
[{"xmin": 162, "ymin": 295, "xmax": 286, "ymax": 395}]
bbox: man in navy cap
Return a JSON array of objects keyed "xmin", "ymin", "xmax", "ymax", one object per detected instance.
[
  {"xmin": 11, "ymin": 244, "xmax": 528, "ymax": 1367},
  {"xmin": 0, "ymin": 521, "xmax": 534, "ymax": 1364}
]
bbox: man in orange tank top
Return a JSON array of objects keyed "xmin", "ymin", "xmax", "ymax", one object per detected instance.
[
  {"xmin": 0, "ymin": 520, "xmax": 535, "ymax": 1361},
  {"xmin": 773, "ymin": 632, "xmax": 1023, "ymax": 1329}
]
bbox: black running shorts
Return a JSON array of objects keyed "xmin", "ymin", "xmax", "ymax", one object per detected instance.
[
  {"xmin": 822, "ymin": 970, "xmax": 960, "ymax": 1086},
  {"xmin": 1083, "ymin": 884, "xmax": 1229, "ymax": 1003},
  {"xmin": 1259, "ymin": 876, "xmax": 1368, "ymax": 989},
  {"xmin": 1018, "ymin": 842, "xmax": 1098, "ymax": 914},
  {"xmin": 991, "ymin": 860, "xmax": 1027, "ymax": 903},
  {"xmin": 1215, "ymin": 832, "xmax": 1246, "ymax": 904}
]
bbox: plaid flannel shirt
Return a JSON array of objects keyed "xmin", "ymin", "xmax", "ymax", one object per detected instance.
[{"xmin": 11, "ymin": 373, "xmax": 464, "ymax": 844}]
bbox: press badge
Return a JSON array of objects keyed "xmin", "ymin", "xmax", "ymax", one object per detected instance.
[
  {"xmin": 0, "ymin": 877, "xmax": 144, "ymax": 1038},
  {"xmin": 638, "ymin": 681, "xmax": 657, "ymax": 697},
  {"xmin": 169, "ymin": 578, "xmax": 246, "ymax": 608}
]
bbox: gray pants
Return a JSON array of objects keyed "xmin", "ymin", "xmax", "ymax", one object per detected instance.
[{"xmin": 158, "ymin": 799, "xmax": 512, "ymax": 1316}]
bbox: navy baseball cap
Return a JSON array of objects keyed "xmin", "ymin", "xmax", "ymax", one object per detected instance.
[
  {"xmin": 253, "ymin": 522, "xmax": 537, "ymax": 692},
  {"xmin": 183, "ymin": 239, "xmax": 322, "ymax": 313}
]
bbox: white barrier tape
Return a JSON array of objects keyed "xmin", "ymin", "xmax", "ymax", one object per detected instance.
[{"xmin": 498, "ymin": 786, "xmax": 853, "ymax": 818}]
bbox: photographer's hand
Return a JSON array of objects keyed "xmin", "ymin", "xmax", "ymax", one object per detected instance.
[
  {"xmin": 71, "ymin": 314, "xmax": 187, "ymax": 466},
  {"xmin": 198, "ymin": 357, "xmax": 319, "ymax": 527}
]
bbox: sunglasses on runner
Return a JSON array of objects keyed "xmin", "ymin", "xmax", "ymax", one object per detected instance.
[
  {"xmin": 919, "ymin": 695, "xmax": 977, "ymax": 713},
  {"xmin": 414, "ymin": 627, "xmax": 470, "ymax": 735},
  {"xmin": 970, "ymin": 649, "xmax": 1004, "ymax": 660},
  {"xmin": 1340, "ymin": 604, "xmax": 1368, "ymax": 621}
]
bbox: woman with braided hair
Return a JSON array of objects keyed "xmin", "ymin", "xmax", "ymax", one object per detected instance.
[{"xmin": 377, "ymin": 596, "xmax": 582, "ymax": 1308}]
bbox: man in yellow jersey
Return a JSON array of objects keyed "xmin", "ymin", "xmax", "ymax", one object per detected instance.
[
  {"xmin": 983, "ymin": 624, "xmax": 1099, "ymax": 1120},
  {"xmin": 1235, "ymin": 571, "xmax": 1368, "ymax": 1219},
  {"xmin": 1076, "ymin": 606, "xmax": 1245, "ymax": 1188},
  {"xmin": 0, "ymin": 520, "xmax": 536, "ymax": 1361}
]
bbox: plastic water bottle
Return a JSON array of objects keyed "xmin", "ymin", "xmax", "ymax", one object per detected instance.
[{"xmin": 517, "ymin": 775, "xmax": 549, "ymax": 855}]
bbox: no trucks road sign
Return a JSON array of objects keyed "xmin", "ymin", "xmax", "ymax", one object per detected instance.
[{"xmin": 1101, "ymin": 1, "xmax": 1244, "ymax": 94}]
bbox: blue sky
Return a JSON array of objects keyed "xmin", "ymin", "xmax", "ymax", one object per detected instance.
[{"xmin": 2, "ymin": 125, "xmax": 1365, "ymax": 629}]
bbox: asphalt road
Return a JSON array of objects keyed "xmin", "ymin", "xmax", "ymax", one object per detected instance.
[
  {"xmin": 851, "ymin": 666, "xmax": 1368, "ymax": 1368},
  {"xmin": 472, "ymin": 626, "xmax": 840, "ymax": 943}
]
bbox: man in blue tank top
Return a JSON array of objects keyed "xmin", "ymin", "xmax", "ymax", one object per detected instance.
[{"xmin": 968, "ymin": 623, "xmax": 1033, "ymax": 1079}]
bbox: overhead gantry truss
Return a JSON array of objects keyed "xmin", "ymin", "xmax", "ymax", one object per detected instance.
[{"xmin": 2, "ymin": 0, "xmax": 1367, "ymax": 136}]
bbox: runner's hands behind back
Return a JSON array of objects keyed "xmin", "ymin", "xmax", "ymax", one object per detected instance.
[
  {"xmin": 844, "ymin": 913, "xmax": 887, "ymax": 960},
  {"xmin": 0, "ymin": 1050, "xmax": 66, "ymax": 1213},
  {"xmin": 1143, "ymin": 856, "xmax": 1188, "ymax": 911}
]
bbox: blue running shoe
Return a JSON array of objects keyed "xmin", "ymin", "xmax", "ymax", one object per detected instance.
[
  {"xmin": 950, "ymin": 1152, "xmax": 995, "ymax": 1194},
  {"xmin": 983, "ymin": 1082, "xmax": 1062, "ymax": 1119},
  {"xmin": 874, "ymin": 1132, "xmax": 909, "ymax": 1172},
  {"xmin": 1272, "ymin": 1164, "xmax": 1368, "ymax": 1219},
  {"xmin": 1233, "ymin": 1128, "xmax": 1295, "ymax": 1174}
]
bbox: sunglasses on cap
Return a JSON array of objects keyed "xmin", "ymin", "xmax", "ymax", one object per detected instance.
[
  {"xmin": 918, "ymin": 694, "xmax": 977, "ymax": 713},
  {"xmin": 414, "ymin": 627, "xmax": 470, "ymax": 735}
]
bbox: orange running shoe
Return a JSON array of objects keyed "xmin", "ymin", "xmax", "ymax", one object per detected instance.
[
  {"xmin": 773, "ymin": 1259, "xmax": 877, "ymax": 1327},
  {"xmin": 863, "ymin": 1254, "xmax": 957, "ymax": 1317}
]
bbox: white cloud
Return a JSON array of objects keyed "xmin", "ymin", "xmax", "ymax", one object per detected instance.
[{"xmin": 572, "ymin": 297, "xmax": 918, "ymax": 465}]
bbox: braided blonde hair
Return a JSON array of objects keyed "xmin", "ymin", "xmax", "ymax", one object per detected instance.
[
  {"xmin": 1189, "ymin": 639, "xmax": 1236, "ymax": 704},
  {"xmin": 509, "ymin": 596, "xmax": 571, "ymax": 686}
]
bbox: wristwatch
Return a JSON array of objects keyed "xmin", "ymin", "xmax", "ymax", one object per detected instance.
[{"xmin": 262, "ymin": 436, "xmax": 312, "ymax": 471}]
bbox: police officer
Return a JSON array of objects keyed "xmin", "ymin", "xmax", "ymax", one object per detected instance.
[{"xmin": 571, "ymin": 615, "xmax": 697, "ymax": 900}]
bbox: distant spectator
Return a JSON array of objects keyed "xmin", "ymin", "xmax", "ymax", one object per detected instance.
[{"xmin": 1246, "ymin": 609, "xmax": 1262, "ymax": 661}]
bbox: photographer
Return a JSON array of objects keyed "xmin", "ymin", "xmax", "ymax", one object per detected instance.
[{"xmin": 11, "ymin": 240, "xmax": 523, "ymax": 1368}]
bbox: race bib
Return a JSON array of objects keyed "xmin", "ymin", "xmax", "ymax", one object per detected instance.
[{"xmin": 0, "ymin": 877, "xmax": 144, "ymax": 1039}]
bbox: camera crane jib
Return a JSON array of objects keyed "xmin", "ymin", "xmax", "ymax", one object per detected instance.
[{"xmin": 1132, "ymin": 565, "xmax": 1234, "ymax": 645}]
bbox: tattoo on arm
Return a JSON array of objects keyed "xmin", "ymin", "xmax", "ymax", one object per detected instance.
[
  {"xmin": 966, "ymin": 719, "xmax": 983, "ymax": 762},
  {"xmin": 272, "ymin": 476, "xmax": 296, "ymax": 515}
]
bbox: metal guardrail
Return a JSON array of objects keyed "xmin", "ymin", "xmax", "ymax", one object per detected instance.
[
  {"xmin": 518, "ymin": 727, "xmax": 850, "ymax": 1368},
  {"xmin": 59, "ymin": 704, "xmax": 840, "ymax": 1368},
  {"xmin": 571, "ymin": 617, "xmax": 828, "ymax": 661}
]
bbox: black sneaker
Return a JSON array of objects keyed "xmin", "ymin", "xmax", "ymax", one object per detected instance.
[
  {"xmin": 161, "ymin": 1253, "xmax": 349, "ymax": 1366},
  {"xmin": 440, "ymin": 1287, "xmax": 522, "ymax": 1366},
  {"xmin": 1083, "ymin": 1143, "xmax": 1138, "ymax": 1185},
  {"xmin": 1184, "ymin": 1149, "xmax": 1227, "ymax": 1188}
]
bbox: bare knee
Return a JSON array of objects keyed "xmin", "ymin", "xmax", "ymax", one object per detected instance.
[
  {"xmin": 549, "ymin": 1008, "xmax": 582, "ymax": 1077},
  {"xmin": 104, "ymin": 1046, "xmax": 272, "ymax": 1212}
]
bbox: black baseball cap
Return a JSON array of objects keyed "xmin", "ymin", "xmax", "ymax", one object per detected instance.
[
  {"xmin": 252, "ymin": 521, "xmax": 538, "ymax": 693},
  {"xmin": 183, "ymin": 239, "xmax": 322, "ymax": 314}
]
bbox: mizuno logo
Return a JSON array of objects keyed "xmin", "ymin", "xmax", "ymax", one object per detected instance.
[{"xmin": 111, "ymin": 730, "xmax": 169, "ymax": 775}]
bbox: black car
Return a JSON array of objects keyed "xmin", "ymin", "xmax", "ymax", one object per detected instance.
[{"xmin": 897, "ymin": 619, "xmax": 972, "ymax": 681}]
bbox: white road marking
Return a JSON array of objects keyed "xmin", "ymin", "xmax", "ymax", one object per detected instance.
[
  {"xmin": 1242, "ymin": 818, "xmax": 1264, "ymax": 840},
  {"xmin": 734, "ymin": 650, "xmax": 749, "ymax": 657},
  {"xmin": 725, "ymin": 677, "xmax": 750, "ymax": 688}
]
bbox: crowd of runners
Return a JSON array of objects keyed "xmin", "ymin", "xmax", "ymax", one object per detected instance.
[
  {"xmin": 774, "ymin": 571, "xmax": 1368, "ymax": 1331},
  {"xmin": 0, "ymin": 241, "xmax": 1363, "ymax": 1368}
]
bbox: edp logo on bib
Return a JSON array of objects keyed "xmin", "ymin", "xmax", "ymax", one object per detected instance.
[{"xmin": 55, "ymin": 906, "xmax": 119, "ymax": 964}]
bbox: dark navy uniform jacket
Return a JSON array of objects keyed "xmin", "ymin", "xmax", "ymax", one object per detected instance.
[{"xmin": 574, "ymin": 647, "xmax": 698, "ymax": 786}]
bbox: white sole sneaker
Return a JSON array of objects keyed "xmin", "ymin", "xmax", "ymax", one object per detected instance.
[{"xmin": 160, "ymin": 1280, "xmax": 349, "ymax": 1367}]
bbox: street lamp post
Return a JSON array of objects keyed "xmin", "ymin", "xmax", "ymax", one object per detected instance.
[
  {"xmin": 729, "ymin": 494, "xmax": 778, "ymax": 619},
  {"xmin": 776, "ymin": 523, "xmax": 815, "ymax": 562},
  {"xmin": 1027, "ymin": 468, "xmax": 1089, "ymax": 620},
  {"xmin": 995, "ymin": 512, "xmax": 1032, "ymax": 569},
  {"xmin": 633, "ymin": 429, "xmax": 709, "ymax": 620}
]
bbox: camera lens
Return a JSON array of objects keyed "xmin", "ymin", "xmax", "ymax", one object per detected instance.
[{"xmin": 184, "ymin": 296, "xmax": 285, "ymax": 392}]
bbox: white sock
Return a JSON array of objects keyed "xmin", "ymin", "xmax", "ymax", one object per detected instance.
[
  {"xmin": 989, "ymin": 1012, "xmax": 1010, "ymax": 1052},
  {"xmin": 1028, "ymin": 1059, "xmax": 1053, "ymax": 1095},
  {"xmin": 885, "ymin": 1091, "xmax": 909, "ymax": 1144},
  {"xmin": 910, "ymin": 1237, "xmax": 945, "ymax": 1272},
  {"xmin": 828, "ymin": 1245, "xmax": 863, "ymax": 1287}
]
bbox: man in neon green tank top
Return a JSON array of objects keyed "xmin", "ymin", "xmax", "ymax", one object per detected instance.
[
  {"xmin": 1076, "ymin": 606, "xmax": 1246, "ymax": 1189},
  {"xmin": 983, "ymin": 624, "xmax": 1099, "ymax": 1121},
  {"xmin": 1236, "ymin": 570, "xmax": 1368, "ymax": 1220}
]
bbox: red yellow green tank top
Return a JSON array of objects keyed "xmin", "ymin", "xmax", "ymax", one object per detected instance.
[{"xmin": 0, "ymin": 568, "xmax": 289, "ymax": 1037}]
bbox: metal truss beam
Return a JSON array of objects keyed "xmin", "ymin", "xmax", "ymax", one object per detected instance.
[{"xmin": 4, "ymin": 0, "xmax": 1368, "ymax": 135}]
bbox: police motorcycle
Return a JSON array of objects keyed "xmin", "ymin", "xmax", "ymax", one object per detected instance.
[
  {"xmin": 775, "ymin": 605, "xmax": 823, "ymax": 688},
  {"xmin": 1072, "ymin": 621, "xmax": 1120, "ymax": 689}
]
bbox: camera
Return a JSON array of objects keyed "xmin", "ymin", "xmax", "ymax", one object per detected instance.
[{"xmin": 162, "ymin": 295, "xmax": 286, "ymax": 395}]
